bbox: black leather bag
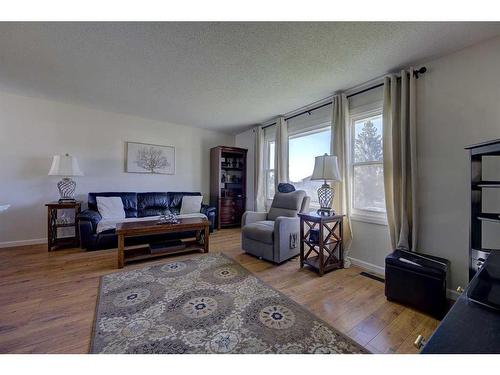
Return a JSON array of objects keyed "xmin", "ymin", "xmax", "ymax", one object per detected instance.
[{"xmin": 385, "ymin": 249, "xmax": 449, "ymax": 319}]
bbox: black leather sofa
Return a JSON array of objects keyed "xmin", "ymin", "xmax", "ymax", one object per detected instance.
[{"xmin": 78, "ymin": 192, "xmax": 216, "ymax": 250}]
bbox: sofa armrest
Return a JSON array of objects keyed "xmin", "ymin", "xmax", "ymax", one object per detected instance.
[
  {"xmin": 77, "ymin": 209, "xmax": 102, "ymax": 232},
  {"xmin": 201, "ymin": 204, "xmax": 216, "ymax": 232},
  {"xmin": 274, "ymin": 216, "xmax": 301, "ymax": 263},
  {"xmin": 77, "ymin": 209, "xmax": 101, "ymax": 249},
  {"xmin": 242, "ymin": 211, "xmax": 268, "ymax": 226}
]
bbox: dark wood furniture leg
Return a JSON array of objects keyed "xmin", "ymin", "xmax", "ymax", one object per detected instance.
[
  {"xmin": 299, "ymin": 217, "xmax": 304, "ymax": 268},
  {"xmin": 319, "ymin": 220, "xmax": 324, "ymax": 276},
  {"xmin": 204, "ymin": 223, "xmax": 210, "ymax": 253},
  {"xmin": 339, "ymin": 220, "xmax": 344, "ymax": 266},
  {"xmin": 118, "ymin": 234, "xmax": 124, "ymax": 269},
  {"xmin": 47, "ymin": 207, "xmax": 54, "ymax": 251}
]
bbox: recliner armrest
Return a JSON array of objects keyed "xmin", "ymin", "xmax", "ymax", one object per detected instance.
[
  {"xmin": 273, "ymin": 216, "xmax": 301, "ymax": 263},
  {"xmin": 242, "ymin": 211, "xmax": 268, "ymax": 226},
  {"xmin": 274, "ymin": 216, "xmax": 300, "ymax": 235},
  {"xmin": 77, "ymin": 209, "xmax": 102, "ymax": 233}
]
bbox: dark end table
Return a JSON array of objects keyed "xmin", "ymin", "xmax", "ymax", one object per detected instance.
[
  {"xmin": 298, "ymin": 211, "xmax": 345, "ymax": 276},
  {"xmin": 46, "ymin": 201, "xmax": 82, "ymax": 251}
]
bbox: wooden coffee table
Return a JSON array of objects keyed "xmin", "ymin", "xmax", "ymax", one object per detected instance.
[{"xmin": 115, "ymin": 217, "xmax": 209, "ymax": 268}]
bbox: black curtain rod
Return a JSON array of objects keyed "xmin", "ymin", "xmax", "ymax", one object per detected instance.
[{"xmin": 261, "ymin": 67, "xmax": 426, "ymax": 130}]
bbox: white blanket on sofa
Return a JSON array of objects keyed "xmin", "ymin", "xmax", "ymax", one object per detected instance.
[{"xmin": 96, "ymin": 213, "xmax": 208, "ymax": 234}]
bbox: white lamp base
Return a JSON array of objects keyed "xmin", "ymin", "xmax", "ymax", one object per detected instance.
[
  {"xmin": 57, "ymin": 177, "xmax": 77, "ymax": 202},
  {"xmin": 317, "ymin": 182, "xmax": 335, "ymax": 215}
]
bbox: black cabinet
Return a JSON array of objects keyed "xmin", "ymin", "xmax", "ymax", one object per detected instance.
[{"xmin": 465, "ymin": 138, "xmax": 500, "ymax": 280}]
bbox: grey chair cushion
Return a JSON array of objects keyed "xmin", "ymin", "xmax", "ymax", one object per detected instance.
[
  {"xmin": 267, "ymin": 190, "xmax": 306, "ymax": 221},
  {"xmin": 241, "ymin": 220, "xmax": 275, "ymax": 244}
]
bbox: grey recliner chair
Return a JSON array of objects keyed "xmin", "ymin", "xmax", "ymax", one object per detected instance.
[{"xmin": 241, "ymin": 190, "xmax": 310, "ymax": 264}]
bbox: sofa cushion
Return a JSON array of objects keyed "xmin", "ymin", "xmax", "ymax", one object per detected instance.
[
  {"xmin": 242, "ymin": 220, "xmax": 275, "ymax": 245},
  {"xmin": 167, "ymin": 192, "xmax": 202, "ymax": 214},
  {"xmin": 267, "ymin": 190, "xmax": 306, "ymax": 221},
  {"xmin": 180, "ymin": 195, "xmax": 203, "ymax": 214},
  {"xmin": 88, "ymin": 192, "xmax": 138, "ymax": 218},
  {"xmin": 137, "ymin": 192, "xmax": 170, "ymax": 217},
  {"xmin": 96, "ymin": 196, "xmax": 126, "ymax": 219}
]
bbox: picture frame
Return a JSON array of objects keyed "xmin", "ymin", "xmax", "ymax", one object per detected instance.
[{"xmin": 125, "ymin": 141, "xmax": 175, "ymax": 175}]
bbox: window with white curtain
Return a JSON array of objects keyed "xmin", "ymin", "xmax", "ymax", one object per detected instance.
[
  {"xmin": 288, "ymin": 127, "xmax": 331, "ymax": 205},
  {"xmin": 348, "ymin": 103, "xmax": 386, "ymax": 224},
  {"xmin": 264, "ymin": 140, "xmax": 275, "ymax": 200}
]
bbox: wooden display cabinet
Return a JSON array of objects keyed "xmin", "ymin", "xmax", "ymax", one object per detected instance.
[{"xmin": 210, "ymin": 146, "xmax": 247, "ymax": 229}]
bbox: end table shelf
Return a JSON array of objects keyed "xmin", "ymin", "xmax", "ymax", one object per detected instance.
[
  {"xmin": 298, "ymin": 212, "xmax": 345, "ymax": 276},
  {"xmin": 46, "ymin": 201, "xmax": 81, "ymax": 251}
]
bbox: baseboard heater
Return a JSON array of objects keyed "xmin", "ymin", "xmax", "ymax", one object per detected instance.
[{"xmin": 360, "ymin": 271, "xmax": 385, "ymax": 283}]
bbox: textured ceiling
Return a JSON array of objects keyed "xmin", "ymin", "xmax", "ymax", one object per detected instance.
[{"xmin": 0, "ymin": 22, "xmax": 499, "ymax": 134}]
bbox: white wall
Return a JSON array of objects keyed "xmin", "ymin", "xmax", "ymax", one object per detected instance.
[
  {"xmin": 236, "ymin": 35, "xmax": 500, "ymax": 291},
  {"xmin": 417, "ymin": 35, "xmax": 500, "ymax": 290},
  {"xmin": 0, "ymin": 91, "xmax": 234, "ymax": 246}
]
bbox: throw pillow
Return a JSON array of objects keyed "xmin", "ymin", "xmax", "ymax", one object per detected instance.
[
  {"xmin": 96, "ymin": 196, "xmax": 126, "ymax": 219},
  {"xmin": 180, "ymin": 195, "xmax": 203, "ymax": 214}
]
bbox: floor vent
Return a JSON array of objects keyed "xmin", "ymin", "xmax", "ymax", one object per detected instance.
[{"xmin": 360, "ymin": 271, "xmax": 385, "ymax": 283}]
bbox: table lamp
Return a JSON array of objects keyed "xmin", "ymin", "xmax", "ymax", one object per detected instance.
[
  {"xmin": 48, "ymin": 153, "xmax": 83, "ymax": 202},
  {"xmin": 310, "ymin": 154, "xmax": 341, "ymax": 215}
]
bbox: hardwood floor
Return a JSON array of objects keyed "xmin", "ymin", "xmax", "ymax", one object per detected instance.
[{"xmin": 0, "ymin": 228, "xmax": 439, "ymax": 353}]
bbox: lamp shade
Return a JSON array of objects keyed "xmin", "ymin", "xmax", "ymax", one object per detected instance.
[
  {"xmin": 48, "ymin": 154, "xmax": 83, "ymax": 177},
  {"xmin": 311, "ymin": 154, "xmax": 341, "ymax": 182}
]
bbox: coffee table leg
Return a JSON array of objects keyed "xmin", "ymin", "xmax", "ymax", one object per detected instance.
[
  {"xmin": 118, "ymin": 234, "xmax": 124, "ymax": 268},
  {"xmin": 204, "ymin": 224, "xmax": 209, "ymax": 253}
]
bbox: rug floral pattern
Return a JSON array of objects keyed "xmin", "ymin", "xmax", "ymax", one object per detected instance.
[{"xmin": 91, "ymin": 253, "xmax": 368, "ymax": 354}]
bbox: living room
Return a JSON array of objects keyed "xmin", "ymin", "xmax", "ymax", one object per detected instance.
[{"xmin": 1, "ymin": 1, "xmax": 500, "ymax": 373}]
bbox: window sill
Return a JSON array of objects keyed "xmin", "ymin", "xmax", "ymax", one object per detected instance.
[{"xmin": 350, "ymin": 213, "xmax": 388, "ymax": 226}]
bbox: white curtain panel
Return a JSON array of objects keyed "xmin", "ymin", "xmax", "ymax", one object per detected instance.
[
  {"xmin": 274, "ymin": 116, "xmax": 289, "ymax": 188},
  {"xmin": 331, "ymin": 93, "xmax": 353, "ymax": 266},
  {"xmin": 254, "ymin": 126, "xmax": 266, "ymax": 212},
  {"xmin": 383, "ymin": 69, "xmax": 418, "ymax": 251}
]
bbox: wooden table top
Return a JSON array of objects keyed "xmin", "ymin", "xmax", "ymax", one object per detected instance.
[
  {"xmin": 298, "ymin": 211, "xmax": 345, "ymax": 222},
  {"xmin": 45, "ymin": 201, "xmax": 82, "ymax": 208},
  {"xmin": 116, "ymin": 217, "xmax": 208, "ymax": 235}
]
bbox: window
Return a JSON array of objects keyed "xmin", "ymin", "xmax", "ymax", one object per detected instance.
[
  {"xmin": 349, "ymin": 105, "xmax": 386, "ymax": 224},
  {"xmin": 288, "ymin": 127, "xmax": 331, "ymax": 205},
  {"xmin": 264, "ymin": 140, "xmax": 275, "ymax": 200}
]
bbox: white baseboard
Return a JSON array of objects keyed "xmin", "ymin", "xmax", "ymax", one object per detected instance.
[
  {"xmin": 0, "ymin": 238, "xmax": 46, "ymax": 249},
  {"xmin": 348, "ymin": 256, "xmax": 459, "ymax": 301},
  {"xmin": 348, "ymin": 256, "xmax": 385, "ymax": 276}
]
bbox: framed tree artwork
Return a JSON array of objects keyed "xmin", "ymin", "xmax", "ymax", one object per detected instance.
[{"xmin": 126, "ymin": 142, "xmax": 175, "ymax": 174}]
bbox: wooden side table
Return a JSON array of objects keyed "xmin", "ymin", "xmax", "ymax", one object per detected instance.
[
  {"xmin": 46, "ymin": 201, "xmax": 82, "ymax": 251},
  {"xmin": 298, "ymin": 212, "xmax": 345, "ymax": 276}
]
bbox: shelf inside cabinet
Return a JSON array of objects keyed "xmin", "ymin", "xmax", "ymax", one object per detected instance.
[
  {"xmin": 221, "ymin": 167, "xmax": 244, "ymax": 171},
  {"xmin": 477, "ymin": 213, "xmax": 500, "ymax": 223},
  {"xmin": 472, "ymin": 181, "xmax": 500, "ymax": 189}
]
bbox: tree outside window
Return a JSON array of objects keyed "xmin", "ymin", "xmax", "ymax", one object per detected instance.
[{"xmin": 351, "ymin": 112, "xmax": 386, "ymax": 217}]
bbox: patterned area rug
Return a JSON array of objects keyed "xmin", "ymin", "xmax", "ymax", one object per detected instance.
[{"xmin": 91, "ymin": 253, "xmax": 368, "ymax": 354}]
